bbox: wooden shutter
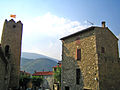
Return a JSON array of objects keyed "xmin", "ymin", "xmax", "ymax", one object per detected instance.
[{"xmin": 77, "ymin": 49, "xmax": 81, "ymax": 60}]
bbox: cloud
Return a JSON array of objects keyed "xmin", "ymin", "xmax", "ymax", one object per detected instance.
[
  {"xmin": 22, "ymin": 12, "xmax": 89, "ymax": 60},
  {"xmin": 0, "ymin": 12, "xmax": 88, "ymax": 60}
]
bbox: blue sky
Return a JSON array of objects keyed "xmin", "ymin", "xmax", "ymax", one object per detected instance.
[{"xmin": 0, "ymin": 0, "xmax": 120, "ymax": 60}]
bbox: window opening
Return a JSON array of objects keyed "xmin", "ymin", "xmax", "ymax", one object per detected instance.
[
  {"xmin": 101, "ymin": 47, "xmax": 105, "ymax": 53},
  {"xmin": 76, "ymin": 69, "xmax": 80, "ymax": 84},
  {"xmin": 77, "ymin": 49, "xmax": 81, "ymax": 60}
]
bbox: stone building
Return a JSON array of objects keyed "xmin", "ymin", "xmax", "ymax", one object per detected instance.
[
  {"xmin": 60, "ymin": 22, "xmax": 120, "ymax": 90},
  {"xmin": 0, "ymin": 19, "xmax": 23, "ymax": 90},
  {"xmin": 32, "ymin": 71, "xmax": 54, "ymax": 90}
]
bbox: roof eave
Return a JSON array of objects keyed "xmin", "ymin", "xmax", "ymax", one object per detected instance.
[{"xmin": 60, "ymin": 26, "xmax": 95, "ymax": 40}]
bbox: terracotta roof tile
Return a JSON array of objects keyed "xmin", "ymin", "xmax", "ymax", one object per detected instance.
[
  {"xmin": 32, "ymin": 71, "xmax": 53, "ymax": 76},
  {"xmin": 53, "ymin": 64, "xmax": 62, "ymax": 68},
  {"xmin": 20, "ymin": 71, "xmax": 31, "ymax": 75}
]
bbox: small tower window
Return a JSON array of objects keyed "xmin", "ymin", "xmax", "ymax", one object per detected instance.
[
  {"xmin": 13, "ymin": 25, "xmax": 16, "ymax": 28},
  {"xmin": 76, "ymin": 49, "xmax": 81, "ymax": 60},
  {"xmin": 101, "ymin": 47, "xmax": 105, "ymax": 53},
  {"xmin": 5, "ymin": 45, "xmax": 10, "ymax": 59}
]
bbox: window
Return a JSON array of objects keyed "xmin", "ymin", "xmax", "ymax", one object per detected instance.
[
  {"xmin": 13, "ymin": 25, "xmax": 16, "ymax": 28},
  {"xmin": 65, "ymin": 86, "xmax": 69, "ymax": 90},
  {"xmin": 101, "ymin": 47, "xmax": 105, "ymax": 53},
  {"xmin": 5, "ymin": 45, "xmax": 10, "ymax": 59},
  {"xmin": 76, "ymin": 49, "xmax": 81, "ymax": 60},
  {"xmin": 76, "ymin": 69, "xmax": 80, "ymax": 84}
]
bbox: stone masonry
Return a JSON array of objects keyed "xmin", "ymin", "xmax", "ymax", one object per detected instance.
[
  {"xmin": 60, "ymin": 22, "xmax": 120, "ymax": 90},
  {"xmin": 0, "ymin": 19, "xmax": 23, "ymax": 90}
]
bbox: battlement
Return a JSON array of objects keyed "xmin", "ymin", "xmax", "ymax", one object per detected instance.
[
  {"xmin": 3, "ymin": 19, "xmax": 23, "ymax": 31},
  {"xmin": 5, "ymin": 19, "xmax": 23, "ymax": 25}
]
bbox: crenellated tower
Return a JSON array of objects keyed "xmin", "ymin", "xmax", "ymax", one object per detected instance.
[{"xmin": 1, "ymin": 19, "xmax": 23, "ymax": 89}]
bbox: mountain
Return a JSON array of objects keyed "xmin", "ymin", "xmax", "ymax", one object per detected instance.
[
  {"xmin": 21, "ymin": 52, "xmax": 58, "ymax": 62},
  {"xmin": 20, "ymin": 52, "xmax": 59, "ymax": 73}
]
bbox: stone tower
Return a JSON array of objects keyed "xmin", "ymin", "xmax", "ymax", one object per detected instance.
[
  {"xmin": 1, "ymin": 19, "xmax": 23, "ymax": 89},
  {"xmin": 60, "ymin": 22, "xmax": 120, "ymax": 90}
]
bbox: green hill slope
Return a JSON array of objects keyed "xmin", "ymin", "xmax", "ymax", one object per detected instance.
[{"xmin": 21, "ymin": 57, "xmax": 58, "ymax": 73}]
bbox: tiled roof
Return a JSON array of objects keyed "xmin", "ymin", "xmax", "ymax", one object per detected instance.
[
  {"xmin": 60, "ymin": 26, "xmax": 118, "ymax": 40},
  {"xmin": 53, "ymin": 64, "xmax": 62, "ymax": 68},
  {"xmin": 20, "ymin": 71, "xmax": 31, "ymax": 75},
  {"xmin": 32, "ymin": 71, "xmax": 53, "ymax": 76}
]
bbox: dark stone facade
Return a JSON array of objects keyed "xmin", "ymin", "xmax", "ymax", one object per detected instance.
[
  {"xmin": 61, "ymin": 26, "xmax": 120, "ymax": 90},
  {"xmin": 0, "ymin": 19, "xmax": 23, "ymax": 90}
]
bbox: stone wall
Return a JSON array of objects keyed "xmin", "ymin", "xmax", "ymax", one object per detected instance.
[
  {"xmin": 61, "ymin": 26, "xmax": 120, "ymax": 90},
  {"xmin": 42, "ymin": 75, "xmax": 54, "ymax": 90},
  {"xmin": 0, "ymin": 19, "xmax": 23, "ymax": 89},
  {"xmin": 95, "ymin": 27, "xmax": 119, "ymax": 59},
  {"xmin": 61, "ymin": 29, "xmax": 99, "ymax": 90},
  {"xmin": 95, "ymin": 27, "xmax": 120, "ymax": 90},
  {"xmin": 98, "ymin": 58, "xmax": 120, "ymax": 90},
  {"xmin": 0, "ymin": 58, "xmax": 6, "ymax": 90}
]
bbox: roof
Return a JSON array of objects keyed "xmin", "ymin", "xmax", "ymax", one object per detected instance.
[
  {"xmin": 53, "ymin": 64, "xmax": 62, "ymax": 68},
  {"xmin": 60, "ymin": 26, "xmax": 95, "ymax": 40},
  {"xmin": 20, "ymin": 71, "xmax": 31, "ymax": 75},
  {"xmin": 32, "ymin": 71, "xmax": 53, "ymax": 76}
]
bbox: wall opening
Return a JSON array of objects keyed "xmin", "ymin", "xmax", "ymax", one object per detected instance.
[
  {"xmin": 76, "ymin": 49, "xmax": 81, "ymax": 60},
  {"xmin": 65, "ymin": 86, "xmax": 69, "ymax": 90},
  {"xmin": 76, "ymin": 69, "xmax": 80, "ymax": 84},
  {"xmin": 5, "ymin": 45, "xmax": 10, "ymax": 59}
]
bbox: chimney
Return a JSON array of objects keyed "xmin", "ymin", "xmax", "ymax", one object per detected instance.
[{"xmin": 102, "ymin": 21, "xmax": 106, "ymax": 28}]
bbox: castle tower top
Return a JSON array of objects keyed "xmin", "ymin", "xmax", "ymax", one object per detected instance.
[{"xmin": 1, "ymin": 19, "xmax": 23, "ymax": 88}]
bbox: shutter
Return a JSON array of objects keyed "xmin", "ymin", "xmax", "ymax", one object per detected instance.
[{"xmin": 77, "ymin": 49, "xmax": 81, "ymax": 60}]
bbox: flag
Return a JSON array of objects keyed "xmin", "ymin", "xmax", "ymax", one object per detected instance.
[{"xmin": 10, "ymin": 14, "xmax": 16, "ymax": 18}]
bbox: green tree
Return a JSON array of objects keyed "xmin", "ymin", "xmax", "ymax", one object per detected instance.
[
  {"xmin": 19, "ymin": 75, "xmax": 31, "ymax": 89},
  {"xmin": 53, "ymin": 66, "xmax": 61, "ymax": 85},
  {"xmin": 32, "ymin": 76, "xmax": 43, "ymax": 87}
]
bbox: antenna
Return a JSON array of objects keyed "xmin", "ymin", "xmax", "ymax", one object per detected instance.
[{"xmin": 87, "ymin": 20, "xmax": 94, "ymax": 25}]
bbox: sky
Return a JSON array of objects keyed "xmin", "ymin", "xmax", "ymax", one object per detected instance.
[{"xmin": 0, "ymin": 0, "xmax": 120, "ymax": 60}]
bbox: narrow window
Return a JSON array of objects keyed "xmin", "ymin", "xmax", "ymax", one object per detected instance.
[
  {"xmin": 5, "ymin": 45, "xmax": 10, "ymax": 59},
  {"xmin": 101, "ymin": 47, "xmax": 105, "ymax": 53},
  {"xmin": 76, "ymin": 69, "xmax": 80, "ymax": 84},
  {"xmin": 5, "ymin": 45, "xmax": 9, "ymax": 55},
  {"xmin": 77, "ymin": 49, "xmax": 81, "ymax": 60}
]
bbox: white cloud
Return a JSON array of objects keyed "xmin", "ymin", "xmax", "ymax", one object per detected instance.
[
  {"xmin": 0, "ymin": 12, "xmax": 88, "ymax": 60},
  {"xmin": 21, "ymin": 12, "xmax": 89, "ymax": 60}
]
